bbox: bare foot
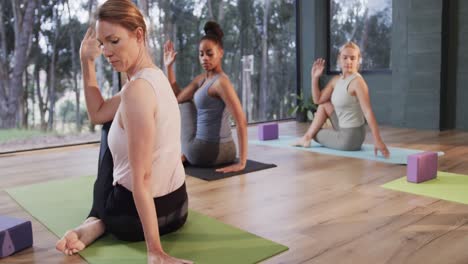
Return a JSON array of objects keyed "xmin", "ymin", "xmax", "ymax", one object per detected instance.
[
  {"xmin": 292, "ymin": 136, "xmax": 312, "ymax": 148},
  {"xmin": 56, "ymin": 217, "xmax": 105, "ymax": 256},
  {"xmin": 56, "ymin": 230, "xmax": 85, "ymax": 256}
]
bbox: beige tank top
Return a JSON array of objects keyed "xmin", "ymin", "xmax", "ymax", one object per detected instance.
[
  {"xmin": 108, "ymin": 68, "xmax": 185, "ymax": 197},
  {"xmin": 331, "ymin": 73, "xmax": 365, "ymax": 128}
]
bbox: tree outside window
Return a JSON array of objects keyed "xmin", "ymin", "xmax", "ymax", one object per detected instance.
[
  {"xmin": 329, "ymin": 0, "xmax": 392, "ymax": 73},
  {"xmin": 0, "ymin": 0, "xmax": 297, "ymax": 153}
]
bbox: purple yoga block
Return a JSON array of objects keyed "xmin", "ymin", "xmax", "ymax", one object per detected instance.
[
  {"xmin": 0, "ymin": 216, "xmax": 33, "ymax": 258},
  {"xmin": 258, "ymin": 123, "xmax": 279, "ymax": 140},
  {"xmin": 407, "ymin": 152, "xmax": 438, "ymax": 183}
]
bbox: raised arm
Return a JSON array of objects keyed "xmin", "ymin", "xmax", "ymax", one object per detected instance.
[
  {"xmin": 163, "ymin": 40, "xmax": 201, "ymax": 103},
  {"xmin": 80, "ymin": 27, "xmax": 121, "ymax": 124},
  {"xmin": 311, "ymin": 59, "xmax": 337, "ymax": 105},
  {"xmin": 163, "ymin": 40, "xmax": 181, "ymax": 95},
  {"xmin": 350, "ymin": 77, "xmax": 390, "ymax": 158},
  {"xmin": 215, "ymin": 77, "xmax": 248, "ymax": 173},
  {"xmin": 120, "ymin": 79, "xmax": 191, "ymax": 264}
]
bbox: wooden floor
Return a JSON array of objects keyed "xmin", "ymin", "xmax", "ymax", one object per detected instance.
[{"xmin": 2, "ymin": 121, "xmax": 468, "ymax": 264}]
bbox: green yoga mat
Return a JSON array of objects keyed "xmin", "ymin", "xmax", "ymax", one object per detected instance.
[
  {"xmin": 5, "ymin": 176, "xmax": 288, "ymax": 264},
  {"xmin": 382, "ymin": 171, "xmax": 468, "ymax": 204}
]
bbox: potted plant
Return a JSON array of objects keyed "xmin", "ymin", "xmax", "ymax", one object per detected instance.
[{"xmin": 288, "ymin": 93, "xmax": 317, "ymax": 122}]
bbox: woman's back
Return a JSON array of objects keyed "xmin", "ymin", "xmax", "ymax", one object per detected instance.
[{"xmin": 109, "ymin": 67, "xmax": 185, "ymax": 197}]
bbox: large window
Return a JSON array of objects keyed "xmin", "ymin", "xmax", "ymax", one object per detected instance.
[
  {"xmin": 0, "ymin": 0, "xmax": 113, "ymax": 153},
  {"xmin": 328, "ymin": 0, "xmax": 392, "ymax": 73},
  {"xmin": 145, "ymin": 0, "xmax": 297, "ymax": 123},
  {"xmin": 0, "ymin": 0, "xmax": 297, "ymax": 153}
]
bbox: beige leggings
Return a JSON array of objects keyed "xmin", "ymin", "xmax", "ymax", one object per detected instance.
[{"xmin": 314, "ymin": 112, "xmax": 366, "ymax": 151}]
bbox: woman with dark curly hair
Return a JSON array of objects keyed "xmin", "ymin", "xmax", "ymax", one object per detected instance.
[{"xmin": 164, "ymin": 21, "xmax": 248, "ymax": 173}]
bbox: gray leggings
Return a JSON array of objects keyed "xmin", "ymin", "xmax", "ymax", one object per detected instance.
[
  {"xmin": 179, "ymin": 102, "xmax": 236, "ymax": 166},
  {"xmin": 314, "ymin": 111, "xmax": 366, "ymax": 151}
]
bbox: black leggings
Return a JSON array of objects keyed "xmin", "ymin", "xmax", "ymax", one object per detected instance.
[{"xmin": 88, "ymin": 122, "xmax": 189, "ymax": 241}]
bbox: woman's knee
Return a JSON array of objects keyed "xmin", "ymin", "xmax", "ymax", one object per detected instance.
[
  {"xmin": 184, "ymin": 141, "xmax": 221, "ymax": 166},
  {"xmin": 184, "ymin": 151, "xmax": 216, "ymax": 166},
  {"xmin": 216, "ymin": 142, "xmax": 236, "ymax": 164},
  {"xmin": 179, "ymin": 101, "xmax": 195, "ymax": 115}
]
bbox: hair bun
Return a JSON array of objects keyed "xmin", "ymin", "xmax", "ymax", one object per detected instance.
[{"xmin": 203, "ymin": 21, "xmax": 224, "ymax": 40}]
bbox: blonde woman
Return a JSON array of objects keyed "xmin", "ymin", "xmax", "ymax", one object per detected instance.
[{"xmin": 295, "ymin": 42, "xmax": 390, "ymax": 158}]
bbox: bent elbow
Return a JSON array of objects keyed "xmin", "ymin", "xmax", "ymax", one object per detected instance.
[
  {"xmin": 312, "ymin": 97, "xmax": 319, "ymax": 105},
  {"xmin": 132, "ymin": 171, "xmax": 152, "ymax": 189},
  {"xmin": 313, "ymin": 95, "xmax": 325, "ymax": 105},
  {"xmin": 88, "ymin": 113, "xmax": 100, "ymax": 125},
  {"xmin": 176, "ymin": 93, "xmax": 186, "ymax": 103}
]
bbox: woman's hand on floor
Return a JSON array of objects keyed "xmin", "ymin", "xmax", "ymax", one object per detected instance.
[
  {"xmin": 374, "ymin": 140, "xmax": 390, "ymax": 158},
  {"xmin": 216, "ymin": 162, "xmax": 246, "ymax": 173},
  {"xmin": 148, "ymin": 250, "xmax": 193, "ymax": 264}
]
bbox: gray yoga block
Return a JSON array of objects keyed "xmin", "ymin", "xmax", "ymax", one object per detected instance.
[{"xmin": 0, "ymin": 215, "xmax": 33, "ymax": 258}]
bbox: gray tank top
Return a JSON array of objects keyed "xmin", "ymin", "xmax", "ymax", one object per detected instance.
[
  {"xmin": 193, "ymin": 74, "xmax": 233, "ymax": 143},
  {"xmin": 331, "ymin": 73, "xmax": 365, "ymax": 128}
]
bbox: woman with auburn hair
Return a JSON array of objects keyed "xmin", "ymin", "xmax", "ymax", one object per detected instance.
[
  {"xmin": 55, "ymin": 0, "xmax": 192, "ymax": 263},
  {"xmin": 294, "ymin": 41, "xmax": 390, "ymax": 158}
]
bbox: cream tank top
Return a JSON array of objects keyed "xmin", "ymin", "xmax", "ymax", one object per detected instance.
[
  {"xmin": 108, "ymin": 68, "xmax": 185, "ymax": 197},
  {"xmin": 331, "ymin": 73, "xmax": 366, "ymax": 128}
]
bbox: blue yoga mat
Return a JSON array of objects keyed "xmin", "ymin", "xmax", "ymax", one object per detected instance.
[{"xmin": 250, "ymin": 136, "xmax": 444, "ymax": 165}]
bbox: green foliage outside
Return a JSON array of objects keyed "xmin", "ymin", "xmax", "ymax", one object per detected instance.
[
  {"xmin": 330, "ymin": 0, "xmax": 392, "ymax": 71},
  {"xmin": 0, "ymin": 129, "xmax": 54, "ymax": 144},
  {"xmin": 1, "ymin": 0, "xmax": 297, "ymax": 133},
  {"xmin": 287, "ymin": 93, "xmax": 317, "ymax": 122}
]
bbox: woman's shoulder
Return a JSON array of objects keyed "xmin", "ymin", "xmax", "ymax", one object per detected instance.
[
  {"xmin": 350, "ymin": 73, "xmax": 366, "ymax": 85},
  {"xmin": 330, "ymin": 75, "xmax": 341, "ymax": 82},
  {"xmin": 128, "ymin": 67, "xmax": 163, "ymax": 86},
  {"xmin": 348, "ymin": 74, "xmax": 368, "ymax": 92},
  {"xmin": 327, "ymin": 75, "xmax": 341, "ymax": 87},
  {"xmin": 122, "ymin": 78, "xmax": 154, "ymax": 101},
  {"xmin": 197, "ymin": 72, "xmax": 231, "ymax": 88},
  {"xmin": 216, "ymin": 73, "xmax": 232, "ymax": 86},
  {"xmin": 193, "ymin": 73, "xmax": 207, "ymax": 86}
]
